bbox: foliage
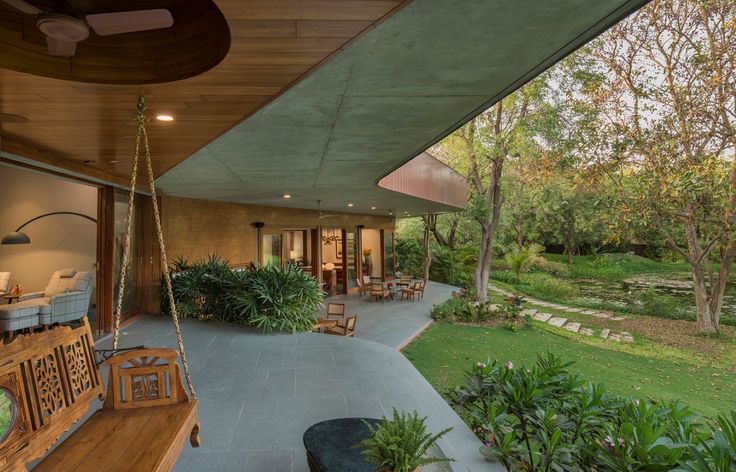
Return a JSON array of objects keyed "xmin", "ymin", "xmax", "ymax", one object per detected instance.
[
  {"xmin": 228, "ymin": 263, "xmax": 323, "ymax": 333},
  {"xmin": 164, "ymin": 255, "xmax": 323, "ymax": 333},
  {"xmin": 0, "ymin": 390, "xmax": 12, "ymax": 436},
  {"xmin": 404, "ymin": 323, "xmax": 736, "ymax": 418},
  {"xmin": 357, "ymin": 408, "xmax": 453, "ymax": 472},
  {"xmin": 501, "ymin": 293, "xmax": 527, "ymax": 331},
  {"xmin": 430, "ymin": 296, "xmax": 496, "ymax": 324},
  {"xmin": 637, "ymin": 288, "xmax": 683, "ymax": 319},
  {"xmin": 395, "ymin": 238, "xmax": 475, "ymax": 287},
  {"xmin": 503, "ymin": 244, "xmax": 543, "ymax": 279},
  {"xmin": 449, "ymin": 352, "xmax": 736, "ymax": 472},
  {"xmin": 163, "ymin": 254, "xmax": 239, "ymax": 320},
  {"xmin": 517, "ymin": 273, "xmax": 580, "ymax": 301}
]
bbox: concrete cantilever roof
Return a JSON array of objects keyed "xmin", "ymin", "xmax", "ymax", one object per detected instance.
[{"xmin": 156, "ymin": 0, "xmax": 651, "ymax": 216}]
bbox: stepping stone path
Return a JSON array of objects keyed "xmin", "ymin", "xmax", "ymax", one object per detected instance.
[
  {"xmin": 564, "ymin": 322, "xmax": 581, "ymax": 333},
  {"xmin": 489, "ymin": 283, "xmax": 635, "ymax": 345},
  {"xmin": 548, "ymin": 317, "xmax": 568, "ymax": 328}
]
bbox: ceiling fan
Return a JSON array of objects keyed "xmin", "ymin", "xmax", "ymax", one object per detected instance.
[
  {"xmin": 2, "ymin": 0, "xmax": 174, "ymax": 57},
  {"xmin": 316, "ymin": 200, "xmax": 338, "ymax": 219}
]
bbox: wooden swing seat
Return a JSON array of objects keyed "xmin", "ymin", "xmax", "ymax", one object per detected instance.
[{"xmin": 0, "ymin": 318, "xmax": 200, "ymax": 472}]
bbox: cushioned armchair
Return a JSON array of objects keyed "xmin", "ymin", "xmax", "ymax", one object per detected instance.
[
  {"xmin": 0, "ymin": 272, "xmax": 11, "ymax": 296},
  {"xmin": 18, "ymin": 269, "xmax": 93, "ymax": 325}
]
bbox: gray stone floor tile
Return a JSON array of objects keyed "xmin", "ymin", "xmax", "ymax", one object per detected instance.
[
  {"xmin": 256, "ymin": 348, "xmax": 284, "ymax": 369},
  {"xmin": 245, "ymin": 449, "xmax": 293, "ymax": 472},
  {"xmin": 231, "ymin": 398, "xmax": 278, "ymax": 451},
  {"xmin": 294, "ymin": 367, "xmax": 359, "ymax": 399},
  {"xmin": 281, "ymin": 346, "xmax": 334, "ymax": 368},
  {"xmin": 345, "ymin": 394, "xmax": 386, "ymax": 418},
  {"xmin": 263, "ymin": 368, "xmax": 296, "ymax": 400},
  {"xmin": 174, "ymin": 452, "xmax": 248, "ymax": 472}
]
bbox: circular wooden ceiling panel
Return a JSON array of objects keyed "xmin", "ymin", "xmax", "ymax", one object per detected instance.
[{"xmin": 0, "ymin": 0, "xmax": 230, "ymax": 84}]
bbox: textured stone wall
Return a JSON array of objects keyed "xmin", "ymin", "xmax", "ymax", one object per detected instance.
[{"xmin": 161, "ymin": 195, "xmax": 394, "ymax": 266}]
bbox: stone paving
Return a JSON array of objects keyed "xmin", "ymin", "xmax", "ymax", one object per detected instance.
[
  {"xmin": 73, "ymin": 283, "xmax": 496, "ymax": 472},
  {"xmin": 490, "ymin": 284, "xmax": 634, "ymax": 344}
]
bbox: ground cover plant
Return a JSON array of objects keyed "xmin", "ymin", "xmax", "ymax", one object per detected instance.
[
  {"xmin": 163, "ymin": 254, "xmax": 323, "ymax": 333},
  {"xmin": 404, "ymin": 323, "xmax": 735, "ymax": 418},
  {"xmin": 447, "ymin": 352, "xmax": 736, "ymax": 471}
]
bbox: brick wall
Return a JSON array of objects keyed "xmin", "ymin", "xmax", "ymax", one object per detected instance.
[{"xmin": 161, "ymin": 195, "xmax": 394, "ymax": 266}]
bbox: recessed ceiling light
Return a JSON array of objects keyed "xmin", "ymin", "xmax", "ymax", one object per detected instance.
[
  {"xmin": 283, "ymin": 194, "xmax": 291, "ymax": 199},
  {"xmin": 404, "ymin": 211, "xmax": 409, "ymax": 214},
  {"xmin": 156, "ymin": 114, "xmax": 174, "ymax": 122},
  {"xmin": 348, "ymin": 203, "xmax": 354, "ymax": 207},
  {"xmin": 109, "ymin": 160, "xmax": 120, "ymax": 164},
  {"xmin": 371, "ymin": 206, "xmax": 376, "ymax": 210}
]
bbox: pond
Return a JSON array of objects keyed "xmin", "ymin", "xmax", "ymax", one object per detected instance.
[{"xmin": 574, "ymin": 273, "xmax": 736, "ymax": 317}]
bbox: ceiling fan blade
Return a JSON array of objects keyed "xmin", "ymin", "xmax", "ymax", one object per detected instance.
[
  {"xmin": 2, "ymin": 0, "xmax": 42, "ymax": 15},
  {"xmin": 47, "ymin": 36, "xmax": 77, "ymax": 56},
  {"xmin": 86, "ymin": 9, "xmax": 173, "ymax": 36}
]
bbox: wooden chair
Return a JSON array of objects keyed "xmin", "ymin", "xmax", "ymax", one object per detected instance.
[
  {"xmin": 325, "ymin": 315, "xmax": 357, "ymax": 337},
  {"xmin": 412, "ymin": 280, "xmax": 426, "ymax": 300},
  {"xmin": 326, "ymin": 303, "xmax": 345, "ymax": 320},
  {"xmin": 356, "ymin": 277, "xmax": 371, "ymax": 298},
  {"xmin": 370, "ymin": 283, "xmax": 391, "ymax": 303},
  {"xmin": 0, "ymin": 318, "xmax": 200, "ymax": 472},
  {"xmin": 401, "ymin": 285, "xmax": 418, "ymax": 302},
  {"xmin": 397, "ymin": 274, "xmax": 412, "ymax": 288}
]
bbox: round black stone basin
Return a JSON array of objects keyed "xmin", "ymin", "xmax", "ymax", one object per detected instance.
[{"xmin": 303, "ymin": 417, "xmax": 451, "ymax": 472}]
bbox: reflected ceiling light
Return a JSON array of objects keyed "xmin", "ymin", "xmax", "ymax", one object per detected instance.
[
  {"xmin": 283, "ymin": 194, "xmax": 291, "ymax": 199},
  {"xmin": 109, "ymin": 160, "xmax": 120, "ymax": 164},
  {"xmin": 156, "ymin": 114, "xmax": 174, "ymax": 122},
  {"xmin": 347, "ymin": 203, "xmax": 354, "ymax": 207}
]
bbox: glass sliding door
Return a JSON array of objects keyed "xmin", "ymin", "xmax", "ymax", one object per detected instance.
[
  {"xmin": 262, "ymin": 233, "xmax": 282, "ymax": 266},
  {"xmin": 345, "ymin": 229, "xmax": 358, "ymax": 289}
]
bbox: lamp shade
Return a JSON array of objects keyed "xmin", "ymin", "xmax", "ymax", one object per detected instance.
[
  {"xmin": 289, "ymin": 250, "xmax": 299, "ymax": 260},
  {"xmin": 1, "ymin": 232, "xmax": 31, "ymax": 245}
]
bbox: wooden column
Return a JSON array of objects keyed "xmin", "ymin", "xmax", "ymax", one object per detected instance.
[
  {"xmin": 379, "ymin": 229, "xmax": 386, "ymax": 281},
  {"xmin": 136, "ymin": 195, "xmax": 162, "ymax": 315},
  {"xmin": 95, "ymin": 186, "xmax": 115, "ymax": 334}
]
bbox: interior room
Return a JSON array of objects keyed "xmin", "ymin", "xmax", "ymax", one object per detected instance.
[{"xmin": 0, "ymin": 164, "xmax": 98, "ymax": 329}]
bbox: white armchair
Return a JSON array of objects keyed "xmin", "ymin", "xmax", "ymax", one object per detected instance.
[
  {"xmin": 18, "ymin": 269, "xmax": 94, "ymax": 325},
  {"xmin": 0, "ymin": 272, "xmax": 11, "ymax": 296}
]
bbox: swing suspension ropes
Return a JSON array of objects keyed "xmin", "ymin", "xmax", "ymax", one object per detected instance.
[{"xmin": 111, "ymin": 97, "xmax": 197, "ymax": 400}]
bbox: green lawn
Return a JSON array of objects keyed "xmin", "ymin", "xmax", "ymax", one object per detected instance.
[{"xmin": 404, "ymin": 323, "xmax": 735, "ymax": 418}]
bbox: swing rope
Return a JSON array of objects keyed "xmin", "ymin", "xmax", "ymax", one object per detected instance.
[{"xmin": 111, "ymin": 97, "xmax": 197, "ymax": 400}]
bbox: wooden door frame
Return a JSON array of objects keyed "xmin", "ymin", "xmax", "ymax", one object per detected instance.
[{"xmin": 96, "ymin": 186, "xmax": 115, "ymax": 334}]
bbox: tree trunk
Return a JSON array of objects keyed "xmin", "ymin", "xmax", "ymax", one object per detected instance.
[
  {"xmin": 566, "ymin": 247, "xmax": 574, "ymax": 265},
  {"xmin": 422, "ymin": 215, "xmax": 432, "ymax": 282},
  {"xmin": 475, "ymin": 223, "xmax": 494, "ymax": 302}
]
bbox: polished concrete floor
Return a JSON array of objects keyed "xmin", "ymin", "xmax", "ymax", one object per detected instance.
[{"xmin": 85, "ymin": 284, "xmax": 495, "ymax": 471}]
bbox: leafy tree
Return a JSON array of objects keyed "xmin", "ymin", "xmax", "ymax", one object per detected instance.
[{"xmin": 559, "ymin": 0, "xmax": 735, "ymax": 333}]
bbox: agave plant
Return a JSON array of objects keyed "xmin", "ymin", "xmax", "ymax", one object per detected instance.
[{"xmin": 358, "ymin": 409, "xmax": 453, "ymax": 472}]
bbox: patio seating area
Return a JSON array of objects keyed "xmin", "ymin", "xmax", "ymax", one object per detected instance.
[{"xmin": 84, "ymin": 281, "xmax": 490, "ymax": 472}]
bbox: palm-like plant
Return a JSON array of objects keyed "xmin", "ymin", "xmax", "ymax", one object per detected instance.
[
  {"xmin": 358, "ymin": 409, "xmax": 453, "ymax": 472},
  {"xmin": 229, "ymin": 263, "xmax": 323, "ymax": 332},
  {"xmin": 504, "ymin": 244, "xmax": 543, "ymax": 279}
]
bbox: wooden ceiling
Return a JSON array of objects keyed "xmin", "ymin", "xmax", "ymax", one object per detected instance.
[{"xmin": 0, "ymin": 0, "xmax": 408, "ymax": 186}]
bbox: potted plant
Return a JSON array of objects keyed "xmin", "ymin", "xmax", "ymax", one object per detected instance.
[{"xmin": 358, "ymin": 409, "xmax": 453, "ymax": 472}]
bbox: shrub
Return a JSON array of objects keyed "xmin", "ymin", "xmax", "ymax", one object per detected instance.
[
  {"xmin": 164, "ymin": 255, "xmax": 323, "ymax": 333},
  {"xmin": 520, "ymin": 273, "xmax": 580, "ymax": 300},
  {"xmin": 358, "ymin": 409, "xmax": 453, "ymax": 472},
  {"xmin": 430, "ymin": 298, "xmax": 465, "ymax": 322},
  {"xmin": 503, "ymin": 244, "xmax": 543, "ymax": 278},
  {"xmin": 431, "ymin": 297, "xmax": 497, "ymax": 324},
  {"xmin": 449, "ymin": 353, "xmax": 736, "ymax": 472},
  {"xmin": 637, "ymin": 287, "xmax": 682, "ymax": 318},
  {"xmin": 534, "ymin": 257, "xmax": 570, "ymax": 277},
  {"xmin": 228, "ymin": 264, "xmax": 324, "ymax": 333}
]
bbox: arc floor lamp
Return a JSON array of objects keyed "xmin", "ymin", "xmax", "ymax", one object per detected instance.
[{"xmin": 1, "ymin": 211, "xmax": 97, "ymax": 245}]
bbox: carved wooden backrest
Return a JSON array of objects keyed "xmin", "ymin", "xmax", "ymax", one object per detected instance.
[
  {"xmin": 0, "ymin": 317, "xmax": 103, "ymax": 470},
  {"xmin": 104, "ymin": 348, "xmax": 188, "ymax": 410}
]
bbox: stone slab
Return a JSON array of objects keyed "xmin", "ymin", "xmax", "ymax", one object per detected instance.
[
  {"xmin": 521, "ymin": 309, "xmax": 538, "ymax": 317},
  {"xmin": 547, "ymin": 317, "xmax": 567, "ymax": 328},
  {"xmin": 600, "ymin": 329, "xmax": 610, "ymax": 339},
  {"xmin": 579, "ymin": 327, "xmax": 594, "ymax": 336},
  {"xmin": 564, "ymin": 322, "xmax": 581, "ymax": 333},
  {"xmin": 533, "ymin": 312, "xmax": 553, "ymax": 322},
  {"xmin": 620, "ymin": 331, "xmax": 634, "ymax": 343},
  {"xmin": 610, "ymin": 316, "xmax": 626, "ymax": 321},
  {"xmin": 591, "ymin": 312, "xmax": 612, "ymax": 319},
  {"xmin": 608, "ymin": 333, "xmax": 622, "ymax": 342}
]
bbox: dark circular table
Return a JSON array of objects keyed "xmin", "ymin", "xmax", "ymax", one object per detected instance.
[{"xmin": 304, "ymin": 418, "xmax": 380, "ymax": 472}]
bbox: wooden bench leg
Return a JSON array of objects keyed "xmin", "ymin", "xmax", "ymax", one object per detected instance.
[{"xmin": 190, "ymin": 423, "xmax": 201, "ymax": 448}]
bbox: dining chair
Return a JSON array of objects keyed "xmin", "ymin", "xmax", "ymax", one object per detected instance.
[
  {"xmin": 370, "ymin": 283, "xmax": 391, "ymax": 303},
  {"xmin": 326, "ymin": 315, "xmax": 357, "ymax": 337},
  {"xmin": 326, "ymin": 303, "xmax": 346, "ymax": 320}
]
